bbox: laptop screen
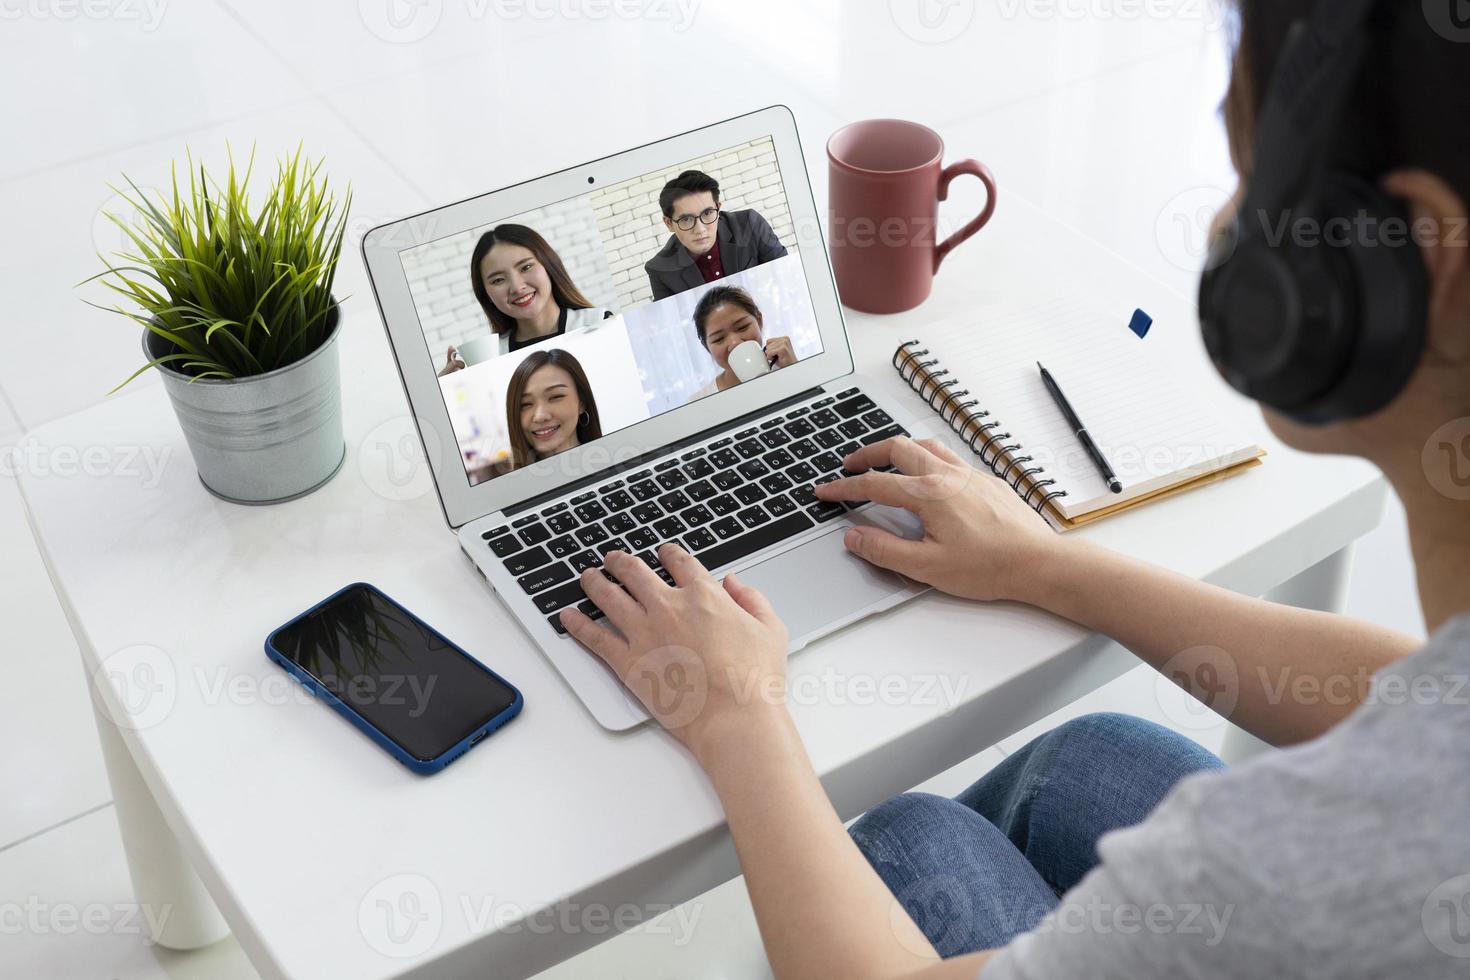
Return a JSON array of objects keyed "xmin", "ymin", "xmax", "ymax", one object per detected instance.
[{"xmin": 396, "ymin": 135, "xmax": 823, "ymax": 487}]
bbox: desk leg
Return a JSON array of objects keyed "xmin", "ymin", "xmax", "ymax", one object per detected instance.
[
  {"xmin": 92, "ymin": 705, "xmax": 232, "ymax": 951},
  {"xmin": 1220, "ymin": 544, "xmax": 1356, "ymax": 764}
]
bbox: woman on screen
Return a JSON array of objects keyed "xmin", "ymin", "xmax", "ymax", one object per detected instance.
[
  {"xmin": 504, "ymin": 349, "xmax": 603, "ymax": 470},
  {"xmin": 438, "ymin": 224, "xmax": 615, "ymax": 375},
  {"xmin": 685, "ymin": 285, "xmax": 797, "ymax": 402}
]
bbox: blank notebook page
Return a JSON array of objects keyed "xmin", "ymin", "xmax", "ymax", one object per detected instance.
[{"xmin": 917, "ymin": 297, "xmax": 1260, "ymax": 519}]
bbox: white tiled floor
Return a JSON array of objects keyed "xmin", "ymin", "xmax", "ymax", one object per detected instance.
[{"xmin": 0, "ymin": 3, "xmax": 1425, "ymax": 978}]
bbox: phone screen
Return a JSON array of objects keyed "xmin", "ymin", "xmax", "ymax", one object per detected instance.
[{"xmin": 269, "ymin": 585, "xmax": 518, "ymax": 761}]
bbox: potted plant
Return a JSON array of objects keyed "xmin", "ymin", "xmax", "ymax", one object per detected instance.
[{"xmin": 87, "ymin": 145, "xmax": 352, "ymax": 504}]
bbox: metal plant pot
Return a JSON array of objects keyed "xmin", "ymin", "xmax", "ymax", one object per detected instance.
[{"xmin": 143, "ymin": 305, "xmax": 345, "ymax": 504}]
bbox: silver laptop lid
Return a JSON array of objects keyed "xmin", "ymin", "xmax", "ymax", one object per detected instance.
[{"xmin": 362, "ymin": 106, "xmax": 853, "ymax": 529}]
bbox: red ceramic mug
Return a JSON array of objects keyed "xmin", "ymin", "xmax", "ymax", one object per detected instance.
[{"xmin": 827, "ymin": 119, "xmax": 997, "ymax": 314}]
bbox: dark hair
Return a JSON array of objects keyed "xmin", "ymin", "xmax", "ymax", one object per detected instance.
[
  {"xmin": 470, "ymin": 225, "xmax": 596, "ymax": 337},
  {"xmin": 1226, "ymin": 0, "xmax": 1470, "ymax": 204},
  {"xmin": 503, "ymin": 348, "xmax": 602, "ymax": 470},
  {"xmin": 692, "ymin": 285, "xmax": 763, "ymax": 348},
  {"xmin": 659, "ymin": 170, "xmax": 721, "ymax": 219}
]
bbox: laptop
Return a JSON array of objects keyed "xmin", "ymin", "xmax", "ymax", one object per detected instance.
[{"xmin": 363, "ymin": 106, "xmax": 930, "ymax": 731}]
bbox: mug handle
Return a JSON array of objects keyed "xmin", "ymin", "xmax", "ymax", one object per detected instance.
[{"xmin": 934, "ymin": 160, "xmax": 998, "ymax": 272}]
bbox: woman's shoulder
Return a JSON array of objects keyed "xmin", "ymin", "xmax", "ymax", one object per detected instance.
[{"xmin": 566, "ymin": 306, "xmax": 618, "ymax": 330}]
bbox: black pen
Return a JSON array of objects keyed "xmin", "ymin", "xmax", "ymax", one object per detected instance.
[{"xmin": 1037, "ymin": 362, "xmax": 1123, "ymax": 494}]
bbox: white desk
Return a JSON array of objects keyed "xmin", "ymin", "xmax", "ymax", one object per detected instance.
[{"xmin": 17, "ymin": 191, "xmax": 1383, "ymax": 980}]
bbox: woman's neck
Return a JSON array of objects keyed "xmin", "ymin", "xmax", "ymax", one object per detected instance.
[
  {"xmin": 516, "ymin": 301, "xmax": 561, "ymax": 341},
  {"xmin": 1384, "ymin": 462, "xmax": 1470, "ymax": 634}
]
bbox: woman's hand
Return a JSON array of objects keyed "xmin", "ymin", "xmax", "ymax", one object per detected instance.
[
  {"xmin": 765, "ymin": 336, "xmax": 797, "ymax": 369},
  {"xmin": 559, "ymin": 544, "xmax": 791, "ymax": 759},
  {"xmin": 814, "ymin": 436, "xmax": 1063, "ymax": 603},
  {"xmin": 437, "ymin": 345, "xmax": 466, "ymax": 377}
]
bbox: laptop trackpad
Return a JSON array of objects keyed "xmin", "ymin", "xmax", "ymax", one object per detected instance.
[{"xmin": 732, "ymin": 526, "xmax": 922, "ymax": 645}]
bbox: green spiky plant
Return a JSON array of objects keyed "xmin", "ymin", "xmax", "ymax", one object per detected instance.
[{"xmin": 86, "ymin": 144, "xmax": 352, "ymax": 391}]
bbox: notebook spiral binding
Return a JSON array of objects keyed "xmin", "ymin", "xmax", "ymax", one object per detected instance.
[{"xmin": 893, "ymin": 341, "xmax": 1069, "ymax": 516}]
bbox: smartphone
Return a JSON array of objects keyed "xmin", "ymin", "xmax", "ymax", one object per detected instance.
[{"xmin": 265, "ymin": 583, "xmax": 522, "ymax": 775}]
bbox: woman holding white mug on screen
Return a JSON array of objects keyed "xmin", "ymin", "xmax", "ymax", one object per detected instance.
[{"xmin": 685, "ymin": 285, "xmax": 797, "ymax": 402}]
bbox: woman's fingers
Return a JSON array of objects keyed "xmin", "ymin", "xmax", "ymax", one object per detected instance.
[
  {"xmin": 766, "ymin": 336, "xmax": 797, "ymax": 367},
  {"xmin": 603, "ymin": 549, "xmax": 667, "ymax": 607},
  {"xmin": 843, "ymin": 436, "xmax": 945, "ymax": 477},
  {"xmin": 723, "ymin": 573, "xmax": 783, "ymax": 631},
  {"xmin": 914, "ymin": 437, "xmax": 966, "ymax": 467},
  {"xmin": 658, "ymin": 542, "xmax": 713, "ymax": 588},
  {"xmin": 579, "ymin": 564, "xmax": 641, "ymax": 621},
  {"xmin": 841, "ymin": 525, "xmax": 930, "ymax": 580},
  {"xmin": 813, "ymin": 470, "xmax": 928, "ymax": 512},
  {"xmin": 559, "ymin": 607, "xmax": 630, "ymax": 667}
]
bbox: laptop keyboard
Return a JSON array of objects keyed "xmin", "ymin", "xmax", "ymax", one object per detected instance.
[{"xmin": 478, "ymin": 387, "xmax": 907, "ymax": 636}]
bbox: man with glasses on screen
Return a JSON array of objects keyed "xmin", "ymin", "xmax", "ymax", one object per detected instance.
[{"xmin": 644, "ymin": 169, "xmax": 788, "ymax": 301}]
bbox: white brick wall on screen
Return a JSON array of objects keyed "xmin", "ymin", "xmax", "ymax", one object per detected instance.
[
  {"xmin": 401, "ymin": 196, "xmax": 617, "ymax": 356},
  {"xmin": 590, "ymin": 137, "xmax": 796, "ymax": 311}
]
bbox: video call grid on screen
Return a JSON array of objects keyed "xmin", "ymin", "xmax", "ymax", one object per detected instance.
[{"xmin": 396, "ymin": 136, "xmax": 826, "ymax": 487}]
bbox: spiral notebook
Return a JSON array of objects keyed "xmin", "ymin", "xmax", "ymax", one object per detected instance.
[{"xmin": 893, "ymin": 299, "xmax": 1266, "ymax": 531}]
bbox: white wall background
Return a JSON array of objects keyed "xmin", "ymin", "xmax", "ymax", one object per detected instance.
[
  {"xmin": 623, "ymin": 253, "xmax": 822, "ymax": 415},
  {"xmin": 590, "ymin": 136, "xmax": 797, "ymax": 311},
  {"xmin": 400, "ymin": 196, "xmax": 617, "ymax": 357}
]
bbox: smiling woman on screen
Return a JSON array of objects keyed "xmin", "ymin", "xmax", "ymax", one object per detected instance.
[{"xmin": 504, "ymin": 348, "xmax": 603, "ymax": 470}]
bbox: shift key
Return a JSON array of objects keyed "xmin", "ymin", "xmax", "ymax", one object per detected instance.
[{"xmin": 517, "ymin": 561, "xmax": 573, "ymax": 595}]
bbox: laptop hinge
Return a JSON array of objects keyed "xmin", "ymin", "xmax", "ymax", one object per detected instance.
[{"xmin": 503, "ymin": 385, "xmax": 828, "ymax": 517}]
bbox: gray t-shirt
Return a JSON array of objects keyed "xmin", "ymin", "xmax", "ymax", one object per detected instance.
[{"xmin": 986, "ymin": 613, "xmax": 1470, "ymax": 979}]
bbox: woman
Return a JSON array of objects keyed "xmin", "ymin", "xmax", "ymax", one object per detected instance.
[
  {"xmin": 439, "ymin": 224, "xmax": 614, "ymax": 375},
  {"xmin": 556, "ymin": 1, "xmax": 1470, "ymax": 977},
  {"xmin": 685, "ymin": 285, "xmax": 797, "ymax": 401},
  {"xmin": 503, "ymin": 349, "xmax": 602, "ymax": 470}
]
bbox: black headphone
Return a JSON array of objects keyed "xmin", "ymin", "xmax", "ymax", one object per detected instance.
[{"xmin": 1198, "ymin": 0, "xmax": 1429, "ymax": 425}]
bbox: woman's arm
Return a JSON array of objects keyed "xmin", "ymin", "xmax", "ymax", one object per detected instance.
[{"xmin": 814, "ymin": 437, "xmax": 1421, "ymax": 746}]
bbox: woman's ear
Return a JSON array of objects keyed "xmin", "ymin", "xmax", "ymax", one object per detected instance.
[{"xmin": 1382, "ymin": 169, "xmax": 1470, "ymax": 361}]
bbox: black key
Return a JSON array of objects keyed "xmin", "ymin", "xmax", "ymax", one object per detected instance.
[
  {"xmin": 785, "ymin": 418, "xmax": 816, "ymax": 438},
  {"xmin": 736, "ymin": 505, "xmax": 771, "ymax": 529},
  {"xmin": 576, "ymin": 524, "xmax": 610, "ymax": 546},
  {"xmin": 810, "ymin": 408, "xmax": 840, "ymax": 428},
  {"xmin": 736, "ymin": 427, "xmax": 759, "ymax": 440},
  {"xmin": 605, "ymin": 512, "xmax": 636, "ymax": 534},
  {"xmin": 632, "ymin": 501, "xmax": 662, "ymax": 524},
  {"xmin": 533, "ymin": 578, "xmax": 585, "ymax": 615},
  {"xmin": 684, "ymin": 527, "xmax": 717, "ymax": 552},
  {"xmin": 836, "ymin": 441, "xmax": 862, "ymax": 458},
  {"xmin": 547, "ymin": 534, "xmax": 578, "ymax": 559},
  {"xmin": 627, "ymin": 527, "xmax": 658, "ymax": 551},
  {"xmin": 681, "ymin": 447, "xmax": 707, "ymax": 460},
  {"xmin": 862, "ymin": 424, "xmax": 907, "ymax": 446},
  {"xmin": 737, "ymin": 459, "xmax": 770, "ymax": 480},
  {"xmin": 813, "ymin": 452, "xmax": 844, "ymax": 473},
  {"xmin": 709, "ymin": 448, "xmax": 741, "ymax": 470},
  {"xmin": 574, "ymin": 500, "xmax": 608, "ymax": 523},
  {"xmin": 571, "ymin": 491, "xmax": 596, "ymax": 504},
  {"xmin": 812, "ymin": 396, "xmax": 836, "ymax": 408},
  {"xmin": 712, "ymin": 470, "xmax": 743, "ymax": 491},
  {"xmin": 759, "ymin": 428, "xmax": 791, "ymax": 449},
  {"xmin": 577, "ymin": 598, "xmax": 604, "ymax": 617},
  {"xmin": 808, "ymin": 501, "xmax": 847, "ymax": 523},
  {"xmin": 512, "ymin": 513, "xmax": 540, "ymax": 528},
  {"xmin": 788, "ymin": 461, "xmax": 818, "ymax": 483},
  {"xmin": 684, "ymin": 457, "xmax": 715, "ymax": 479},
  {"xmin": 548, "ymin": 613, "xmax": 572, "ymax": 636},
  {"xmin": 656, "ymin": 469, "xmax": 688, "ymax": 491},
  {"xmin": 504, "ymin": 545, "xmax": 552, "ymax": 576},
  {"xmin": 598, "ymin": 480, "xmax": 624, "ymax": 492},
  {"xmin": 653, "ymin": 515, "xmax": 687, "ymax": 539},
  {"xmin": 788, "ymin": 405, "xmax": 811, "ymax": 417},
  {"xmin": 518, "ymin": 562, "xmax": 573, "ymax": 595},
  {"xmin": 862, "ymin": 408, "xmax": 894, "ymax": 429},
  {"xmin": 632, "ymin": 550, "xmax": 662, "ymax": 570},
  {"xmin": 759, "ymin": 417, "xmax": 784, "ymax": 429},
  {"xmin": 627, "ymin": 469, "xmax": 651, "ymax": 482},
  {"xmin": 760, "ymin": 473, "xmax": 793, "ymax": 494},
  {"xmin": 697, "ymin": 512, "xmax": 815, "ymax": 571},
  {"xmin": 791, "ymin": 483, "xmax": 817, "ymax": 506},
  {"xmin": 837, "ymin": 386, "xmax": 859, "ymax": 398},
  {"xmin": 686, "ymin": 479, "xmax": 717, "ymax": 501},
  {"xmin": 762, "ymin": 448, "xmax": 795, "ymax": 470},
  {"xmin": 838, "ymin": 418, "xmax": 868, "ymax": 440},
  {"xmin": 603, "ymin": 489, "xmax": 635, "ymax": 512},
  {"xmin": 569, "ymin": 549, "xmax": 603, "ymax": 573},
  {"xmin": 656, "ymin": 568, "xmax": 676, "ymax": 586},
  {"xmin": 710, "ymin": 516, "xmax": 743, "ymax": 540},
  {"xmin": 709, "ymin": 437, "xmax": 733, "ymax": 449},
  {"xmin": 735, "ymin": 483, "xmax": 767, "ymax": 505},
  {"xmin": 655, "ymin": 458, "xmax": 681, "ymax": 471},
  {"xmin": 482, "ymin": 525, "xmax": 510, "ymax": 541},
  {"xmin": 597, "ymin": 537, "xmax": 627, "ymax": 557},
  {"xmin": 708, "ymin": 493, "xmax": 740, "ymax": 516},
  {"xmin": 486, "ymin": 534, "xmax": 521, "ymax": 558},
  {"xmin": 517, "ymin": 522, "xmax": 552, "ymax": 546},
  {"xmin": 813, "ymin": 429, "xmax": 844, "ymax": 450},
  {"xmin": 766, "ymin": 493, "xmax": 797, "ymax": 517},
  {"xmin": 835, "ymin": 395, "xmax": 875, "ymax": 418},
  {"xmin": 547, "ymin": 512, "xmax": 579, "ymax": 535},
  {"xmin": 682, "ymin": 504, "xmax": 714, "ymax": 527},
  {"xmin": 544, "ymin": 502, "xmax": 569, "ymax": 515},
  {"xmin": 658, "ymin": 489, "xmax": 691, "ymax": 513},
  {"xmin": 733, "ymin": 438, "xmax": 764, "ymax": 459},
  {"xmin": 630, "ymin": 479, "xmax": 661, "ymax": 501},
  {"xmin": 789, "ymin": 438, "xmax": 819, "ymax": 460}
]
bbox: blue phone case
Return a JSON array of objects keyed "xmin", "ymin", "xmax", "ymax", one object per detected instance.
[{"xmin": 264, "ymin": 582, "xmax": 523, "ymax": 775}]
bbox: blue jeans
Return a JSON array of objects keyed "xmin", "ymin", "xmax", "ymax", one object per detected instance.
[{"xmin": 849, "ymin": 712, "xmax": 1224, "ymax": 956}]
